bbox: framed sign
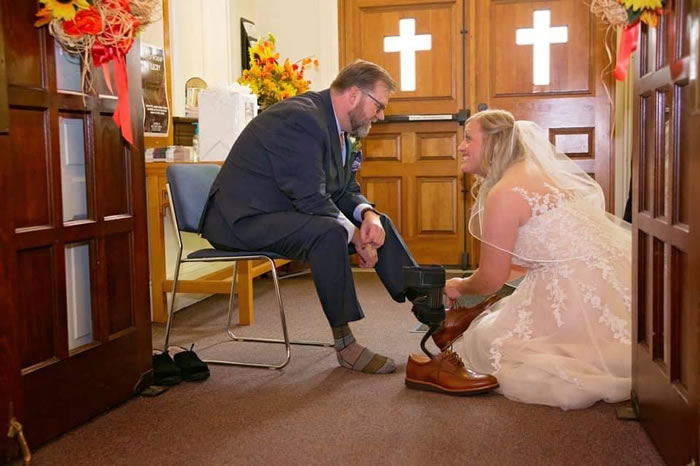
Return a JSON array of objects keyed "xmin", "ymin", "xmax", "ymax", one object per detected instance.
[
  {"xmin": 240, "ymin": 18, "xmax": 258, "ymax": 71},
  {"xmin": 140, "ymin": 43, "xmax": 170, "ymax": 136}
]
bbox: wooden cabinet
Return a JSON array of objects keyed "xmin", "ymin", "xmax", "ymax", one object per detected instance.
[
  {"xmin": 145, "ymin": 161, "xmax": 288, "ymax": 324},
  {"xmin": 172, "ymin": 116, "xmax": 197, "ymax": 146}
]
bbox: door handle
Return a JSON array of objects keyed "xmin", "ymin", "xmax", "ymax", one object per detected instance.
[
  {"xmin": 7, "ymin": 415, "xmax": 31, "ymax": 465},
  {"xmin": 477, "ymin": 103, "xmax": 488, "ymax": 112}
]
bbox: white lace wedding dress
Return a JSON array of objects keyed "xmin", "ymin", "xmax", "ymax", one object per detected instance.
[{"xmin": 455, "ymin": 183, "xmax": 632, "ymax": 410}]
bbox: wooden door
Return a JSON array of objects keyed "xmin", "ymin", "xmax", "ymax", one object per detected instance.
[
  {"xmin": 0, "ymin": 2, "xmax": 152, "ymax": 448},
  {"xmin": 0, "ymin": 5, "xmax": 23, "ymax": 459},
  {"xmin": 632, "ymin": 0, "xmax": 699, "ymax": 463},
  {"xmin": 473, "ymin": 0, "xmax": 614, "ymax": 209},
  {"xmin": 340, "ymin": 0, "xmax": 469, "ymax": 266}
]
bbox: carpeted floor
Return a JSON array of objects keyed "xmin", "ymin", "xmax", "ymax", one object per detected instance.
[{"xmin": 27, "ymin": 272, "xmax": 663, "ymax": 465}]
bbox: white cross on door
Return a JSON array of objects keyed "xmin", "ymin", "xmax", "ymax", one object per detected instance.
[
  {"xmin": 516, "ymin": 10, "xmax": 568, "ymax": 86},
  {"xmin": 384, "ymin": 18, "xmax": 432, "ymax": 92}
]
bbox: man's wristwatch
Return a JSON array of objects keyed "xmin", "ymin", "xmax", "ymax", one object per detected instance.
[{"xmin": 361, "ymin": 207, "xmax": 380, "ymax": 221}]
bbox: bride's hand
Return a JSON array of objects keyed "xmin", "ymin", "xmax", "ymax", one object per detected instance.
[{"xmin": 444, "ymin": 277, "xmax": 464, "ymax": 308}]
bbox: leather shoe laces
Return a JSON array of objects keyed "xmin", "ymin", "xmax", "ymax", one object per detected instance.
[{"xmin": 441, "ymin": 349, "xmax": 465, "ymax": 368}]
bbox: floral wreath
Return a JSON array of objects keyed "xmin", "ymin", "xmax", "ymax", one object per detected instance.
[
  {"xmin": 35, "ymin": 0, "xmax": 159, "ymax": 145},
  {"xmin": 590, "ymin": 0, "xmax": 668, "ymax": 81}
]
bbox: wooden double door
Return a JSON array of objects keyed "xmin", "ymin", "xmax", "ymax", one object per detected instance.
[
  {"xmin": 632, "ymin": 0, "xmax": 700, "ymax": 463},
  {"xmin": 340, "ymin": 0, "xmax": 614, "ymax": 267},
  {"xmin": 0, "ymin": 2, "xmax": 152, "ymax": 455}
]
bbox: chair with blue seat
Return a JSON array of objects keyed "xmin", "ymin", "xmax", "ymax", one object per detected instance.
[{"xmin": 162, "ymin": 163, "xmax": 332, "ymax": 369}]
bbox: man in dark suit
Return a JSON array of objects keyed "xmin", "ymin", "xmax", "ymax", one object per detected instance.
[{"xmin": 200, "ymin": 60, "xmax": 418, "ymax": 374}]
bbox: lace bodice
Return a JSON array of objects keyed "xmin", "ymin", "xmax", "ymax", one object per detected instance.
[
  {"xmin": 456, "ymin": 183, "xmax": 633, "ymax": 410},
  {"xmin": 510, "ymin": 184, "xmax": 629, "ymax": 268}
]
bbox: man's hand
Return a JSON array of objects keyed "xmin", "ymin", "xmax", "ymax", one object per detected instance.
[
  {"xmin": 356, "ymin": 244, "xmax": 378, "ymax": 268},
  {"xmin": 443, "ymin": 277, "xmax": 464, "ymax": 308},
  {"xmin": 360, "ymin": 211, "xmax": 385, "ymax": 248}
]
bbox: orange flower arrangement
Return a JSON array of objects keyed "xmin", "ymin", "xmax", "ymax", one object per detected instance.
[
  {"xmin": 590, "ymin": 0, "xmax": 667, "ymax": 28},
  {"xmin": 34, "ymin": 0, "xmax": 158, "ymax": 144},
  {"xmin": 589, "ymin": 0, "xmax": 668, "ymax": 81},
  {"xmin": 238, "ymin": 33, "xmax": 319, "ymax": 109}
]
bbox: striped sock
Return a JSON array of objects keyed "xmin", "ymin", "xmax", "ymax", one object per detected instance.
[{"xmin": 332, "ymin": 325, "xmax": 396, "ymax": 374}]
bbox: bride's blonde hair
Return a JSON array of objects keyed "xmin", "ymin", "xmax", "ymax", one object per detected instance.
[{"xmin": 467, "ymin": 109, "xmax": 526, "ymax": 199}]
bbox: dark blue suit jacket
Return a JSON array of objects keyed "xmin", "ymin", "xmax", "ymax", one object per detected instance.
[{"xmin": 200, "ymin": 89, "xmax": 370, "ymax": 250}]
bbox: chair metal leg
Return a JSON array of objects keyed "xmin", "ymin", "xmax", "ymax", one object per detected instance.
[
  {"xmin": 224, "ymin": 258, "xmax": 334, "ymax": 348},
  {"xmin": 225, "ymin": 262, "xmax": 238, "ymax": 330},
  {"xmin": 162, "ymin": 250, "xmax": 183, "ymax": 352},
  {"xmin": 164, "ymin": 255, "xmax": 331, "ymax": 369},
  {"xmin": 204, "ymin": 258, "xmax": 333, "ymax": 370}
]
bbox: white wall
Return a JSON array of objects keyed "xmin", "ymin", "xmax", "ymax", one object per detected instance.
[
  {"xmin": 169, "ymin": 0, "xmax": 239, "ymax": 116},
  {"xmin": 140, "ymin": 2, "xmax": 165, "ymax": 48},
  {"xmin": 253, "ymin": 0, "xmax": 339, "ymax": 93},
  {"xmin": 169, "ymin": 0, "xmax": 339, "ymax": 116}
]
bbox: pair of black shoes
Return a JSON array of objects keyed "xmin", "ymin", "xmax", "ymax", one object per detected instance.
[{"xmin": 152, "ymin": 346, "xmax": 210, "ymax": 386}]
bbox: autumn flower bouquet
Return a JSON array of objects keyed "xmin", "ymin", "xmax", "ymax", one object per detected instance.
[
  {"xmin": 34, "ymin": 0, "xmax": 159, "ymax": 144},
  {"xmin": 589, "ymin": 0, "xmax": 667, "ymax": 80},
  {"xmin": 238, "ymin": 33, "xmax": 319, "ymax": 110}
]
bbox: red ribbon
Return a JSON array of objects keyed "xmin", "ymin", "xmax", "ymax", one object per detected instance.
[
  {"xmin": 614, "ymin": 23, "xmax": 640, "ymax": 81},
  {"xmin": 113, "ymin": 53, "xmax": 133, "ymax": 145},
  {"xmin": 91, "ymin": 43, "xmax": 133, "ymax": 145}
]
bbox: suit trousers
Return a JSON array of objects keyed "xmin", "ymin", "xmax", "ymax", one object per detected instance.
[{"xmin": 207, "ymin": 211, "xmax": 417, "ymax": 328}]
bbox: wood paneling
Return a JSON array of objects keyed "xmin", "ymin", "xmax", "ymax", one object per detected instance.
[
  {"xmin": 491, "ymin": 0, "xmax": 590, "ymax": 96},
  {"xmin": 550, "ymin": 127, "xmax": 593, "ymax": 158},
  {"xmin": 677, "ymin": 82, "xmax": 691, "ymax": 225},
  {"xmin": 364, "ymin": 133, "xmax": 401, "ymax": 162},
  {"xmin": 17, "ymin": 247, "xmax": 56, "ymax": 370},
  {"xmin": 105, "ymin": 233, "xmax": 134, "ymax": 335},
  {"xmin": 632, "ymin": 0, "xmax": 699, "ymax": 462},
  {"xmin": 637, "ymin": 231, "xmax": 648, "ymax": 345},
  {"xmin": 358, "ymin": 121, "xmax": 465, "ymax": 265},
  {"xmin": 172, "ymin": 116, "xmax": 196, "ymax": 146},
  {"xmin": 341, "ymin": 0, "xmax": 464, "ymax": 114},
  {"xmin": 0, "ymin": 6, "xmax": 22, "ymax": 461},
  {"xmin": 473, "ymin": 0, "xmax": 614, "ymax": 212},
  {"xmin": 364, "ymin": 177, "xmax": 402, "ymax": 232},
  {"xmin": 341, "ymin": 0, "xmax": 467, "ymax": 265},
  {"xmin": 671, "ymin": 247, "xmax": 688, "ymax": 384},
  {"xmin": 98, "ymin": 115, "xmax": 130, "ymax": 216},
  {"xmin": 416, "ymin": 132, "xmax": 456, "ymax": 160},
  {"xmin": 0, "ymin": 0, "xmax": 153, "ymax": 447},
  {"xmin": 417, "ymin": 177, "xmax": 456, "ymax": 233},
  {"xmin": 4, "ymin": 2, "xmax": 44, "ymax": 89},
  {"xmin": 10, "ymin": 108, "xmax": 50, "ymax": 229}
]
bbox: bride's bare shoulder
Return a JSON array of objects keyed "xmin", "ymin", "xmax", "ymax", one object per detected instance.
[
  {"xmin": 487, "ymin": 174, "xmax": 531, "ymax": 209},
  {"xmin": 491, "ymin": 161, "xmax": 533, "ymax": 191}
]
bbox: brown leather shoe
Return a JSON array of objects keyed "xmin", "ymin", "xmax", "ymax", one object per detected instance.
[
  {"xmin": 405, "ymin": 349, "xmax": 499, "ymax": 396},
  {"xmin": 431, "ymin": 294, "xmax": 503, "ymax": 350}
]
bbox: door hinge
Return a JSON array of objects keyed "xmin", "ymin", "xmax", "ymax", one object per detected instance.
[
  {"xmin": 460, "ymin": 251, "xmax": 470, "ymax": 270},
  {"xmin": 7, "ymin": 416, "xmax": 31, "ymax": 465}
]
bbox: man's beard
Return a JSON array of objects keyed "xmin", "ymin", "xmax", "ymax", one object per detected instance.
[{"xmin": 348, "ymin": 105, "xmax": 372, "ymax": 138}]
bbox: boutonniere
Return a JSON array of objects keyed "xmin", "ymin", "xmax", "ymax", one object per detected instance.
[{"xmin": 348, "ymin": 136, "xmax": 362, "ymax": 172}]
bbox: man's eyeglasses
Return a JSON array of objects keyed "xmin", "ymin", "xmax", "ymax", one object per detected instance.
[{"xmin": 362, "ymin": 90, "xmax": 386, "ymax": 113}]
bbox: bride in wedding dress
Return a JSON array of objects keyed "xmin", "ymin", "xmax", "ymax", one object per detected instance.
[{"xmin": 446, "ymin": 110, "xmax": 631, "ymax": 410}]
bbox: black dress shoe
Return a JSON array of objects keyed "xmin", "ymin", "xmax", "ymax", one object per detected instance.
[
  {"xmin": 152, "ymin": 352, "xmax": 182, "ymax": 386},
  {"xmin": 173, "ymin": 349, "xmax": 210, "ymax": 382}
]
